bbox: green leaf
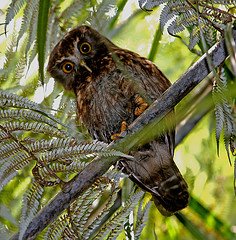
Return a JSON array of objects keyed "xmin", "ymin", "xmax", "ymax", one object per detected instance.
[
  {"xmin": 148, "ymin": 24, "xmax": 162, "ymax": 61},
  {"xmin": 189, "ymin": 196, "xmax": 236, "ymax": 240},
  {"xmin": 37, "ymin": 0, "xmax": 50, "ymax": 85},
  {"xmin": 175, "ymin": 212, "xmax": 207, "ymax": 240}
]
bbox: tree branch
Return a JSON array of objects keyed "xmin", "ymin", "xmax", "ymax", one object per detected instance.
[{"xmin": 11, "ymin": 30, "xmax": 236, "ymax": 240}]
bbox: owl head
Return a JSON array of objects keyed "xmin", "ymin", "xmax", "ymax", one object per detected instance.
[{"xmin": 47, "ymin": 25, "xmax": 116, "ymax": 90}]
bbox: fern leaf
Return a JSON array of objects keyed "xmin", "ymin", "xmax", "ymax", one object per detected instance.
[
  {"xmin": 94, "ymin": 191, "xmax": 143, "ymax": 240},
  {"xmin": 222, "ymin": 101, "xmax": 235, "ymax": 164},
  {"xmin": 139, "ymin": 0, "xmax": 168, "ymax": 11},
  {"xmin": 28, "ymin": 138, "xmax": 74, "ymax": 152},
  {"xmin": 0, "ymin": 152, "xmax": 32, "ymax": 191},
  {"xmin": 0, "ymin": 90, "xmax": 69, "ymax": 131},
  {"xmin": 19, "ymin": 180, "xmax": 44, "ymax": 240},
  {"xmin": 60, "ymin": 1, "xmax": 88, "ymax": 29},
  {"xmin": 16, "ymin": 0, "xmax": 39, "ymax": 46},
  {"xmin": 211, "ymin": 0, "xmax": 236, "ymax": 4},
  {"xmin": 24, "ymin": 4, "xmax": 38, "ymax": 56},
  {"xmin": 0, "ymin": 33, "xmax": 18, "ymax": 83},
  {"xmin": 27, "ymin": 41, "xmax": 37, "ymax": 67},
  {"xmin": 71, "ymin": 186, "xmax": 106, "ymax": 233},
  {"xmin": 134, "ymin": 201, "xmax": 151, "ymax": 239},
  {"xmin": 5, "ymin": 0, "xmax": 26, "ymax": 28},
  {"xmin": 0, "ymin": 141, "xmax": 21, "ymax": 160},
  {"xmin": 83, "ymin": 186, "xmax": 120, "ymax": 239},
  {"xmin": 212, "ymin": 79, "xmax": 225, "ymax": 155},
  {"xmin": 2, "ymin": 121, "xmax": 64, "ymax": 137},
  {"xmin": 160, "ymin": 1, "xmax": 191, "ymax": 30},
  {"xmin": 0, "ymin": 132, "xmax": 9, "ymax": 141},
  {"xmin": 0, "ymin": 109, "xmax": 58, "ymax": 128},
  {"xmin": 0, "ymin": 90, "xmax": 40, "ymax": 109},
  {"xmin": 38, "ymin": 141, "xmax": 132, "ymax": 164},
  {"xmin": 167, "ymin": 10, "xmax": 198, "ymax": 35},
  {"xmin": 44, "ymin": 214, "xmax": 70, "ymax": 240},
  {"xmin": 212, "ymin": 68, "xmax": 235, "ymax": 162}
]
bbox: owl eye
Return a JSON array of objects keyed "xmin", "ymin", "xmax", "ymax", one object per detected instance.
[
  {"xmin": 79, "ymin": 42, "xmax": 92, "ymax": 54},
  {"xmin": 61, "ymin": 61, "xmax": 74, "ymax": 74}
]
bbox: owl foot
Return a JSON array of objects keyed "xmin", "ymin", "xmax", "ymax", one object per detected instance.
[
  {"xmin": 134, "ymin": 95, "xmax": 149, "ymax": 116},
  {"xmin": 111, "ymin": 121, "xmax": 128, "ymax": 140}
]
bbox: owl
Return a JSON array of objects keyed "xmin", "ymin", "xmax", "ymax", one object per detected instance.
[{"xmin": 47, "ymin": 25, "xmax": 189, "ymax": 215}]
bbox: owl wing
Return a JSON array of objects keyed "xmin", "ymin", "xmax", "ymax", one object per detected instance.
[{"xmin": 115, "ymin": 50, "xmax": 189, "ymax": 215}]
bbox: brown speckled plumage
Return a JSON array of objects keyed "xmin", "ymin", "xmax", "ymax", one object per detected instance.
[{"xmin": 47, "ymin": 25, "xmax": 189, "ymax": 215}]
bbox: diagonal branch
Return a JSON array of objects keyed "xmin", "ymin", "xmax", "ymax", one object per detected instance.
[{"xmin": 11, "ymin": 30, "xmax": 236, "ymax": 240}]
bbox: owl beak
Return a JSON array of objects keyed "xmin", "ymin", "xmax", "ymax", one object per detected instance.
[{"xmin": 79, "ymin": 60, "xmax": 92, "ymax": 73}]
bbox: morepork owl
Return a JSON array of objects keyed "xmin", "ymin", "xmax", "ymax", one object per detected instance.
[{"xmin": 47, "ymin": 25, "xmax": 189, "ymax": 215}]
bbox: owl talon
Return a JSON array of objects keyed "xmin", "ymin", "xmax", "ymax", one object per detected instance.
[
  {"xmin": 111, "ymin": 121, "xmax": 128, "ymax": 140},
  {"xmin": 134, "ymin": 95, "xmax": 149, "ymax": 116}
]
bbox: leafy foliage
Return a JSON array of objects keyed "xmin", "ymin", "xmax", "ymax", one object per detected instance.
[
  {"xmin": 212, "ymin": 67, "xmax": 236, "ymax": 164},
  {"xmin": 0, "ymin": 0, "xmax": 235, "ymax": 239},
  {"xmin": 139, "ymin": 0, "xmax": 236, "ymax": 50}
]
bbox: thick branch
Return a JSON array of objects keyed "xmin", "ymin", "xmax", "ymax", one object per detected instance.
[{"xmin": 12, "ymin": 30, "xmax": 236, "ymax": 240}]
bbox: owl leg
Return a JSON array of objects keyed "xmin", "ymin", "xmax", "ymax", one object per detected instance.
[
  {"xmin": 111, "ymin": 121, "xmax": 128, "ymax": 140},
  {"xmin": 134, "ymin": 95, "xmax": 149, "ymax": 116}
]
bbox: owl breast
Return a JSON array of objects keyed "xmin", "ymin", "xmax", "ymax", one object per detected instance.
[{"xmin": 75, "ymin": 69, "xmax": 136, "ymax": 142}]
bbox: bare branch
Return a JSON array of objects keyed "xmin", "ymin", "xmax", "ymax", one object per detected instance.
[{"xmin": 11, "ymin": 30, "xmax": 236, "ymax": 240}]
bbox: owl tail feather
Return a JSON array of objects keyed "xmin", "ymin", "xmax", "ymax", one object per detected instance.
[{"xmin": 118, "ymin": 141, "xmax": 189, "ymax": 216}]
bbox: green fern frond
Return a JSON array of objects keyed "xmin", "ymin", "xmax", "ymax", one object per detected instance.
[
  {"xmin": 0, "ymin": 141, "xmax": 22, "ymax": 160},
  {"xmin": 25, "ymin": 9, "xmax": 38, "ymax": 57},
  {"xmin": 71, "ymin": 185, "xmax": 108, "ymax": 233},
  {"xmin": 0, "ymin": 130, "xmax": 9, "ymax": 140},
  {"xmin": 139, "ymin": 0, "xmax": 235, "ymax": 49},
  {"xmin": 212, "ymin": 68, "xmax": 236, "ymax": 163},
  {"xmin": 44, "ymin": 214, "xmax": 70, "ymax": 240},
  {"xmin": 213, "ymin": 102, "xmax": 225, "ymax": 154},
  {"xmin": 167, "ymin": 10, "xmax": 198, "ymax": 34},
  {"xmin": 59, "ymin": 1, "xmax": 89, "ymax": 30},
  {"xmin": 45, "ymin": 9, "xmax": 62, "ymax": 57},
  {"xmin": 0, "ymin": 33, "xmax": 18, "ymax": 83},
  {"xmin": 27, "ymin": 41, "xmax": 37, "ymax": 67},
  {"xmin": 5, "ymin": 0, "xmax": 26, "ymax": 27},
  {"xmin": 1, "ymin": 121, "xmax": 64, "ymax": 137},
  {"xmin": 0, "ymin": 90, "xmax": 69, "ymax": 131},
  {"xmin": 16, "ymin": 0, "xmax": 39, "ymax": 46},
  {"xmin": 0, "ymin": 90, "xmax": 40, "ymax": 110},
  {"xmin": 203, "ymin": 25, "xmax": 217, "ymax": 47},
  {"xmin": 139, "ymin": 0, "xmax": 168, "ymax": 10},
  {"xmin": 86, "ymin": 0, "xmax": 118, "ymax": 33},
  {"xmin": 37, "ymin": 141, "xmax": 106, "ymax": 162},
  {"xmin": 0, "ymin": 109, "xmax": 58, "ymax": 128},
  {"xmin": 14, "ymin": 54, "xmax": 27, "ymax": 82},
  {"xmin": 134, "ymin": 201, "xmax": 151, "ymax": 239},
  {"xmin": 37, "ymin": 141, "xmax": 132, "ymax": 164},
  {"xmin": 28, "ymin": 138, "xmax": 75, "ymax": 153},
  {"xmin": 0, "ymin": 152, "xmax": 32, "ymax": 191},
  {"xmin": 94, "ymin": 191, "xmax": 143, "ymax": 240},
  {"xmin": 19, "ymin": 180, "xmax": 44, "ymax": 240},
  {"xmin": 83, "ymin": 186, "xmax": 120, "ymax": 239},
  {"xmin": 160, "ymin": 1, "xmax": 192, "ymax": 30},
  {"xmin": 39, "ymin": 161, "xmax": 87, "ymax": 176},
  {"xmin": 61, "ymin": 226, "xmax": 77, "ymax": 240},
  {"xmin": 211, "ymin": 0, "xmax": 236, "ymax": 4},
  {"xmin": 222, "ymin": 101, "xmax": 235, "ymax": 162}
]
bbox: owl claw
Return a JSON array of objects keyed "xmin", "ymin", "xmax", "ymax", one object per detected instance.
[
  {"xmin": 111, "ymin": 121, "xmax": 128, "ymax": 140},
  {"xmin": 134, "ymin": 95, "xmax": 149, "ymax": 116}
]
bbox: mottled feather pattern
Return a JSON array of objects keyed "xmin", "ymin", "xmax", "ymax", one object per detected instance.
[{"xmin": 47, "ymin": 25, "xmax": 189, "ymax": 215}]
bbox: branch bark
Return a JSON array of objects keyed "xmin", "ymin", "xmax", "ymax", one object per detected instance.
[{"xmin": 12, "ymin": 30, "xmax": 236, "ymax": 240}]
